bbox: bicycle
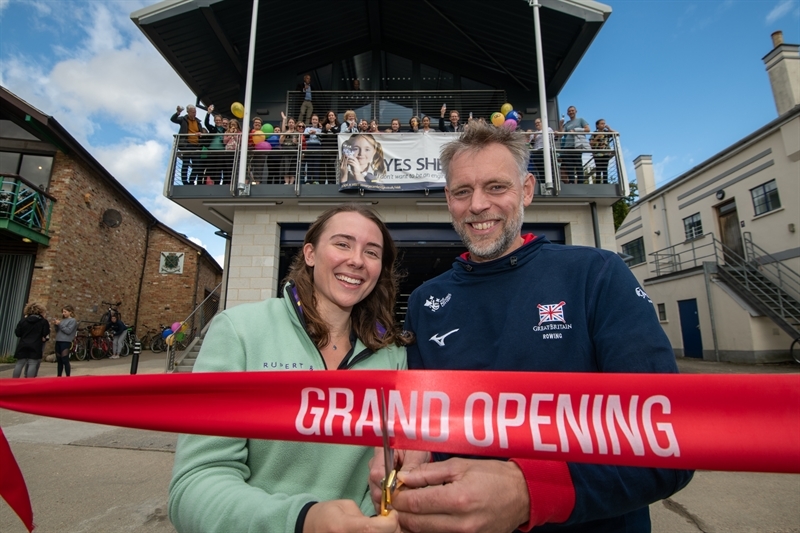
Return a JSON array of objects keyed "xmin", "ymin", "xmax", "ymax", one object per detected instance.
[
  {"xmin": 139, "ymin": 324, "xmax": 159, "ymax": 352},
  {"xmin": 69, "ymin": 332, "xmax": 89, "ymax": 361},
  {"xmin": 121, "ymin": 326, "xmax": 138, "ymax": 357},
  {"xmin": 88, "ymin": 324, "xmax": 111, "ymax": 360},
  {"xmin": 150, "ymin": 324, "xmax": 169, "ymax": 353}
]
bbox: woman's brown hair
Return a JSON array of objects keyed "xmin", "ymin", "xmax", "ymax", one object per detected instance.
[
  {"xmin": 63, "ymin": 305, "xmax": 75, "ymax": 318},
  {"xmin": 282, "ymin": 204, "xmax": 411, "ymax": 351}
]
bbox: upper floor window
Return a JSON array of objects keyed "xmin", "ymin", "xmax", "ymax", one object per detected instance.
[
  {"xmin": 683, "ymin": 213, "xmax": 703, "ymax": 241},
  {"xmin": 750, "ymin": 180, "xmax": 781, "ymax": 216},
  {"xmin": 0, "ymin": 151, "xmax": 54, "ymax": 191},
  {"xmin": 621, "ymin": 237, "xmax": 645, "ymax": 266}
]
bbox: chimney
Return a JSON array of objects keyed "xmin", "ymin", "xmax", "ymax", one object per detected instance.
[
  {"xmin": 763, "ymin": 30, "xmax": 800, "ymax": 116},
  {"xmin": 633, "ymin": 155, "xmax": 655, "ymax": 198}
]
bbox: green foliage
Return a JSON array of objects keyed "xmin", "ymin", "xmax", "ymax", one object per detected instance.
[
  {"xmin": 613, "ymin": 181, "xmax": 639, "ymax": 231},
  {"xmin": 0, "ymin": 355, "xmax": 17, "ymax": 364}
]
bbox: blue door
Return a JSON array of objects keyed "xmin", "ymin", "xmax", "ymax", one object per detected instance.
[{"xmin": 678, "ymin": 299, "xmax": 703, "ymax": 358}]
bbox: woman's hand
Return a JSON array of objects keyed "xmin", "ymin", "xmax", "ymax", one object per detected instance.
[{"xmin": 303, "ymin": 500, "xmax": 400, "ymax": 533}]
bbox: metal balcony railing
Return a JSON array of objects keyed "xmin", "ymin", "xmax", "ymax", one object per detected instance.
[
  {"xmin": 0, "ymin": 174, "xmax": 56, "ymax": 241},
  {"xmin": 164, "ymin": 130, "xmax": 627, "ymax": 197}
]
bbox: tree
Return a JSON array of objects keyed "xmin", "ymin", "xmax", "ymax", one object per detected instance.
[{"xmin": 613, "ymin": 180, "xmax": 639, "ymax": 231}]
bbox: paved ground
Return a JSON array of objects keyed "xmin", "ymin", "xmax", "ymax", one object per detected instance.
[{"xmin": 1, "ymin": 354, "xmax": 798, "ymax": 532}]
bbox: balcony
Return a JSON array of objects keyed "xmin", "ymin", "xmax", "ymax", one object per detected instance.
[
  {"xmin": 164, "ymin": 100, "xmax": 629, "ymax": 231},
  {"xmin": 0, "ymin": 174, "xmax": 55, "ymax": 246}
]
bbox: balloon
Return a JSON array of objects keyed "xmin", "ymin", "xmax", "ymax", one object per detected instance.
[
  {"xmin": 231, "ymin": 102, "xmax": 244, "ymax": 119},
  {"xmin": 175, "ymin": 332, "xmax": 185, "ymax": 342},
  {"xmin": 267, "ymin": 135, "xmax": 279, "ymax": 148},
  {"xmin": 252, "ymin": 133, "xmax": 266, "ymax": 144},
  {"xmin": 255, "ymin": 141, "xmax": 272, "ymax": 150},
  {"xmin": 505, "ymin": 110, "xmax": 521, "ymax": 123},
  {"xmin": 261, "ymin": 123, "xmax": 274, "ymax": 134},
  {"xmin": 502, "ymin": 119, "xmax": 518, "ymax": 131},
  {"xmin": 491, "ymin": 112, "xmax": 505, "ymax": 127},
  {"xmin": 500, "ymin": 103, "xmax": 513, "ymax": 116},
  {"xmin": 162, "ymin": 328, "xmax": 173, "ymax": 339},
  {"xmin": 172, "ymin": 322, "xmax": 182, "ymax": 333}
]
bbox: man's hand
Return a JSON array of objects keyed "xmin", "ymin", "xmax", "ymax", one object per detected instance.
[
  {"xmin": 392, "ymin": 458, "xmax": 530, "ymax": 533},
  {"xmin": 368, "ymin": 448, "xmax": 430, "ymax": 514},
  {"xmin": 208, "ymin": 104, "xmax": 215, "ymax": 113},
  {"xmin": 176, "ymin": 105, "xmax": 183, "ymax": 114},
  {"xmin": 303, "ymin": 500, "xmax": 400, "ymax": 533}
]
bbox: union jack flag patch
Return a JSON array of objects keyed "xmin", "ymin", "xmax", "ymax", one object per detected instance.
[{"xmin": 537, "ymin": 301, "xmax": 566, "ymax": 325}]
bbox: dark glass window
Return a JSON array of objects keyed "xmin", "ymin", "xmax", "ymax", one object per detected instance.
[
  {"xmin": 683, "ymin": 213, "xmax": 703, "ymax": 241},
  {"xmin": 622, "ymin": 237, "xmax": 646, "ymax": 266},
  {"xmin": 750, "ymin": 180, "xmax": 781, "ymax": 216},
  {"xmin": 0, "ymin": 151, "xmax": 54, "ymax": 190},
  {"xmin": 657, "ymin": 303, "xmax": 667, "ymax": 321}
]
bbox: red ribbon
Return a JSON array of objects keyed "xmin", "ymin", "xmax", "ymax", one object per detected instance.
[{"xmin": 1, "ymin": 371, "xmax": 799, "ymax": 531}]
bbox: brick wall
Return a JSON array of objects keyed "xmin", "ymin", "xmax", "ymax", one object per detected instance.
[
  {"xmin": 28, "ymin": 151, "xmax": 149, "ymax": 341},
  {"xmin": 135, "ymin": 226, "xmax": 221, "ymax": 337}
]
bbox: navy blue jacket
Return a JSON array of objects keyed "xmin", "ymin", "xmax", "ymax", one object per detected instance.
[{"xmin": 405, "ymin": 236, "xmax": 693, "ymax": 532}]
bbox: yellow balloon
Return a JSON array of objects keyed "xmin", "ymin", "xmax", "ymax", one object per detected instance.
[
  {"xmin": 231, "ymin": 102, "xmax": 244, "ymax": 119},
  {"xmin": 252, "ymin": 133, "xmax": 265, "ymax": 144},
  {"xmin": 500, "ymin": 103, "xmax": 513, "ymax": 116},
  {"xmin": 491, "ymin": 112, "xmax": 505, "ymax": 127}
]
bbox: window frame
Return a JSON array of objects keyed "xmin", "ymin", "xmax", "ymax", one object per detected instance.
[
  {"xmin": 657, "ymin": 303, "xmax": 667, "ymax": 322},
  {"xmin": 750, "ymin": 180, "xmax": 781, "ymax": 216},
  {"xmin": 621, "ymin": 237, "xmax": 646, "ymax": 267},
  {"xmin": 682, "ymin": 212, "xmax": 703, "ymax": 241}
]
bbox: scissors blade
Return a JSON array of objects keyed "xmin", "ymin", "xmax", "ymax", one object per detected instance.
[{"xmin": 380, "ymin": 388, "xmax": 392, "ymax": 481}]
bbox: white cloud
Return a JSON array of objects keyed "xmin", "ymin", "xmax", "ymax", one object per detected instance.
[
  {"xmin": 92, "ymin": 139, "xmax": 167, "ymax": 190},
  {"xmin": 214, "ymin": 254, "xmax": 225, "ymax": 269},
  {"xmin": 766, "ymin": 0, "xmax": 799, "ymax": 24},
  {"xmin": 150, "ymin": 194, "xmax": 198, "ymax": 227},
  {"xmin": 188, "ymin": 236, "xmax": 205, "ymax": 248},
  {"xmin": 653, "ymin": 155, "xmax": 676, "ymax": 185}
]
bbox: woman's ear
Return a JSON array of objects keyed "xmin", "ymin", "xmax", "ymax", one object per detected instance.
[{"xmin": 303, "ymin": 243, "xmax": 315, "ymax": 267}]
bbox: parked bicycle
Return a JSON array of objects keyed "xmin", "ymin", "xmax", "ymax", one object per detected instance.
[
  {"xmin": 150, "ymin": 324, "xmax": 170, "ymax": 353},
  {"xmin": 121, "ymin": 326, "xmax": 138, "ymax": 357},
  {"xmin": 69, "ymin": 331, "xmax": 89, "ymax": 361},
  {"xmin": 87, "ymin": 324, "xmax": 111, "ymax": 360},
  {"xmin": 139, "ymin": 324, "xmax": 159, "ymax": 352}
]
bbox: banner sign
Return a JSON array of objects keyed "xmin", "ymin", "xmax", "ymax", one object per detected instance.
[
  {"xmin": 337, "ymin": 133, "xmax": 457, "ymax": 191},
  {"xmin": 1, "ymin": 370, "xmax": 799, "ymax": 531}
]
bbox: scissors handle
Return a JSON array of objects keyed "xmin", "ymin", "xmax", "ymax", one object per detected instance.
[{"xmin": 380, "ymin": 470, "xmax": 400, "ymax": 516}]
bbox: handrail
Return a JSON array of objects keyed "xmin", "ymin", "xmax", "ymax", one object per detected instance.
[
  {"xmin": 165, "ymin": 281, "xmax": 222, "ymax": 372},
  {"xmin": 0, "ymin": 175, "xmax": 56, "ymax": 235},
  {"xmin": 743, "ymin": 231, "xmax": 800, "ymax": 301}
]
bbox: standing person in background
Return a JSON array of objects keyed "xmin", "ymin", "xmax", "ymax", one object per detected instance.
[
  {"xmin": 408, "ymin": 116, "xmax": 420, "ymax": 132},
  {"xmin": 439, "ymin": 104, "xmax": 464, "ymax": 132},
  {"xmin": 107, "ymin": 313, "xmax": 127, "ymax": 360},
  {"xmin": 53, "ymin": 305, "xmax": 78, "ymax": 377},
  {"xmin": 339, "ymin": 110, "xmax": 358, "ymax": 134},
  {"xmin": 13, "ymin": 303, "xmax": 50, "ymax": 378},
  {"xmin": 204, "ymin": 105, "xmax": 227, "ymax": 185},
  {"xmin": 530, "ymin": 117, "xmax": 554, "ymax": 181},
  {"xmin": 590, "ymin": 119, "xmax": 617, "ymax": 184},
  {"xmin": 558, "ymin": 105, "xmax": 590, "ymax": 184},
  {"xmin": 297, "ymin": 73, "xmax": 314, "ymax": 124},
  {"xmin": 171, "ymin": 104, "xmax": 204, "ymax": 185},
  {"xmin": 320, "ymin": 110, "xmax": 341, "ymax": 183},
  {"xmin": 420, "ymin": 115, "xmax": 434, "ymax": 133}
]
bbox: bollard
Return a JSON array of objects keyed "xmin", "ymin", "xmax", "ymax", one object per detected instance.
[{"xmin": 130, "ymin": 341, "xmax": 141, "ymax": 375}]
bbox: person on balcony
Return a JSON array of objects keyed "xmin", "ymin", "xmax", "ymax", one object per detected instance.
[
  {"xmin": 248, "ymin": 116, "xmax": 267, "ymax": 184},
  {"xmin": 297, "ymin": 73, "xmax": 314, "ymax": 125},
  {"xmin": 304, "ymin": 115, "xmax": 324, "ymax": 183},
  {"xmin": 420, "ymin": 115, "xmax": 434, "ymax": 133},
  {"xmin": 387, "ymin": 118, "xmax": 401, "ymax": 133},
  {"xmin": 339, "ymin": 110, "xmax": 358, "ymax": 134},
  {"xmin": 558, "ymin": 106, "xmax": 590, "ymax": 184},
  {"xmin": 358, "ymin": 119, "xmax": 370, "ymax": 133},
  {"xmin": 439, "ymin": 105, "xmax": 464, "ymax": 133},
  {"xmin": 171, "ymin": 104, "xmax": 204, "ymax": 185},
  {"xmin": 408, "ymin": 116, "xmax": 420, "ymax": 132},
  {"xmin": 168, "ymin": 204, "xmax": 409, "ymax": 533},
  {"xmin": 222, "ymin": 119, "xmax": 241, "ymax": 185},
  {"xmin": 590, "ymin": 119, "xmax": 617, "ymax": 184},
  {"xmin": 530, "ymin": 117, "xmax": 554, "ymax": 182},
  {"xmin": 279, "ymin": 112, "xmax": 299, "ymax": 185},
  {"xmin": 204, "ymin": 105, "xmax": 227, "ymax": 185},
  {"xmin": 320, "ymin": 111, "xmax": 341, "ymax": 183},
  {"xmin": 368, "ymin": 120, "xmax": 381, "ymax": 134},
  {"xmin": 13, "ymin": 302, "xmax": 50, "ymax": 378}
]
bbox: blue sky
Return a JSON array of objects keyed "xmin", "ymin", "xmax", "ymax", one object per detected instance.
[{"xmin": 1, "ymin": 0, "xmax": 799, "ymax": 263}]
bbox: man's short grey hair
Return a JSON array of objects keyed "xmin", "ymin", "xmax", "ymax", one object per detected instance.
[
  {"xmin": 440, "ymin": 123, "xmax": 530, "ymax": 185},
  {"xmin": 187, "ymin": 104, "xmax": 196, "ymax": 111}
]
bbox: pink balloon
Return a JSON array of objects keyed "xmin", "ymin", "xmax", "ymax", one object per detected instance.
[
  {"xmin": 502, "ymin": 119, "xmax": 518, "ymax": 131},
  {"xmin": 255, "ymin": 141, "xmax": 272, "ymax": 150},
  {"xmin": 172, "ymin": 322, "xmax": 182, "ymax": 332}
]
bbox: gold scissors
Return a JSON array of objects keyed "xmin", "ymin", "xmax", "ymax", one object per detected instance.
[{"xmin": 380, "ymin": 388, "xmax": 400, "ymax": 516}]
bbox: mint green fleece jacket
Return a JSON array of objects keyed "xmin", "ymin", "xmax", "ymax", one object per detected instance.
[{"xmin": 168, "ymin": 288, "xmax": 407, "ymax": 533}]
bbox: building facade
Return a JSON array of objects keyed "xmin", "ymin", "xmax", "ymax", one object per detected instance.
[
  {"xmin": 0, "ymin": 87, "xmax": 222, "ymax": 357},
  {"xmin": 615, "ymin": 33, "xmax": 800, "ymax": 363}
]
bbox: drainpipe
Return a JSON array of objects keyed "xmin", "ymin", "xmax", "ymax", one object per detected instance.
[
  {"xmin": 590, "ymin": 202, "xmax": 601, "ymax": 248},
  {"xmin": 134, "ymin": 219, "xmax": 158, "ymax": 332}
]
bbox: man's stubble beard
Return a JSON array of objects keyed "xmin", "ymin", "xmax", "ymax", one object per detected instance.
[{"xmin": 452, "ymin": 200, "xmax": 525, "ymax": 262}]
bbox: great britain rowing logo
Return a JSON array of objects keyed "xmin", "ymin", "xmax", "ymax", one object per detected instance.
[
  {"xmin": 533, "ymin": 301, "xmax": 572, "ymax": 338},
  {"xmin": 424, "ymin": 293, "xmax": 451, "ymax": 312}
]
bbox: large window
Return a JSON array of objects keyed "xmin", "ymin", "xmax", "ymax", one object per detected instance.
[
  {"xmin": 622, "ymin": 237, "xmax": 646, "ymax": 266},
  {"xmin": 750, "ymin": 180, "xmax": 781, "ymax": 216},
  {"xmin": 0, "ymin": 151, "xmax": 54, "ymax": 190},
  {"xmin": 683, "ymin": 213, "xmax": 703, "ymax": 241}
]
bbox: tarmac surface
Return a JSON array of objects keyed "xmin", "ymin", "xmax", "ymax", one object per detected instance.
[{"xmin": 1, "ymin": 353, "xmax": 798, "ymax": 533}]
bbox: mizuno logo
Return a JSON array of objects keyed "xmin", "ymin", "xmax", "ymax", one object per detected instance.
[{"xmin": 429, "ymin": 329, "xmax": 459, "ymax": 347}]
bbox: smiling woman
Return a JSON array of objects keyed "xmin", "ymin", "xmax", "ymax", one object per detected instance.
[{"xmin": 168, "ymin": 204, "xmax": 412, "ymax": 533}]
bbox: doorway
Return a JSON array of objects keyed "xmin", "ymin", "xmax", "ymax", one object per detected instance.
[
  {"xmin": 717, "ymin": 200, "xmax": 744, "ymax": 262},
  {"xmin": 677, "ymin": 298, "xmax": 703, "ymax": 358}
]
